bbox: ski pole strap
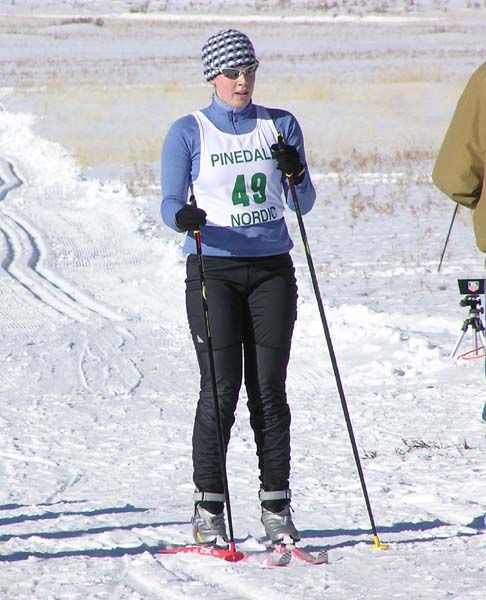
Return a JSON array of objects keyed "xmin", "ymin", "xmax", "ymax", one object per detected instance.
[
  {"xmin": 193, "ymin": 491, "xmax": 225, "ymax": 504},
  {"xmin": 189, "ymin": 181, "xmax": 196, "ymax": 206},
  {"xmin": 285, "ymin": 166, "xmax": 306, "ymax": 180},
  {"xmin": 258, "ymin": 489, "xmax": 292, "ymax": 502}
]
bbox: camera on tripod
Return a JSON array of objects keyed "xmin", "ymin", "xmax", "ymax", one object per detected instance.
[
  {"xmin": 459, "ymin": 295, "xmax": 483, "ymax": 311},
  {"xmin": 450, "ymin": 278, "xmax": 486, "ymax": 359}
]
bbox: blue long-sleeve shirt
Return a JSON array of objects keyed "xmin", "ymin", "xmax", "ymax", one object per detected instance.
[{"xmin": 161, "ymin": 94, "xmax": 316, "ymax": 256}]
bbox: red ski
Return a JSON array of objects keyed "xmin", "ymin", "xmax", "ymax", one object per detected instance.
[
  {"xmin": 292, "ymin": 546, "xmax": 329, "ymax": 565},
  {"xmin": 157, "ymin": 542, "xmax": 291, "ymax": 567},
  {"xmin": 274, "ymin": 543, "xmax": 329, "ymax": 565}
]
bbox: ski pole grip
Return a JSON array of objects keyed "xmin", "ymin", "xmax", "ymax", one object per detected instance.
[
  {"xmin": 189, "ymin": 186, "xmax": 200, "ymax": 235},
  {"xmin": 276, "ymin": 132, "xmax": 301, "ymax": 182}
]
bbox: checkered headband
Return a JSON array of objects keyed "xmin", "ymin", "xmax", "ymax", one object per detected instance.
[{"xmin": 201, "ymin": 29, "xmax": 256, "ymax": 81}]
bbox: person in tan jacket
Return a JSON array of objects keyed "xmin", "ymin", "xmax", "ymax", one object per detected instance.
[
  {"xmin": 434, "ymin": 64, "xmax": 486, "ymax": 421},
  {"xmin": 433, "ymin": 62, "xmax": 486, "ymax": 252}
]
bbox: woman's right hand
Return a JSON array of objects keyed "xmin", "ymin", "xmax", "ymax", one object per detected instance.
[{"xmin": 175, "ymin": 205, "xmax": 207, "ymax": 231}]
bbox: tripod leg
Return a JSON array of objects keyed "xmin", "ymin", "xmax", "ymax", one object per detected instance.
[
  {"xmin": 472, "ymin": 319, "xmax": 486, "ymax": 356},
  {"xmin": 477, "ymin": 326, "xmax": 486, "ymax": 422},
  {"xmin": 483, "ymin": 357, "xmax": 486, "ymax": 422},
  {"xmin": 450, "ymin": 330, "xmax": 468, "ymax": 359}
]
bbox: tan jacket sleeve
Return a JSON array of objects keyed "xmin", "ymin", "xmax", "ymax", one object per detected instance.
[
  {"xmin": 432, "ymin": 64, "xmax": 486, "ymax": 208},
  {"xmin": 432, "ymin": 63, "xmax": 486, "ymax": 251}
]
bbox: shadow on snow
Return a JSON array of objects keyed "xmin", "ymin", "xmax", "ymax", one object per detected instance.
[
  {"xmin": 299, "ymin": 517, "xmax": 485, "ymax": 552},
  {"xmin": 0, "ymin": 504, "xmax": 151, "ymax": 527},
  {"xmin": 0, "ymin": 504, "xmax": 483, "ymax": 561},
  {"xmin": 0, "ymin": 502, "xmax": 189, "ymax": 562}
]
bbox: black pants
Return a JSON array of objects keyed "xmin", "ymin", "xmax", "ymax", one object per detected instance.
[{"xmin": 185, "ymin": 253, "xmax": 298, "ymax": 498}]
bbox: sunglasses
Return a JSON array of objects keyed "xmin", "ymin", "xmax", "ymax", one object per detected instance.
[{"xmin": 219, "ymin": 62, "xmax": 259, "ymax": 80}]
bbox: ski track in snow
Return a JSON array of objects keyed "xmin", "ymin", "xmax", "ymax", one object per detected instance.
[
  {"xmin": 0, "ymin": 210, "xmax": 93, "ymax": 322},
  {"xmin": 78, "ymin": 332, "xmax": 143, "ymax": 395},
  {"xmin": 0, "ymin": 156, "xmax": 22, "ymax": 202},
  {"xmin": 0, "ymin": 201, "xmax": 124, "ymax": 323},
  {"xmin": 123, "ymin": 553, "xmax": 288, "ymax": 600}
]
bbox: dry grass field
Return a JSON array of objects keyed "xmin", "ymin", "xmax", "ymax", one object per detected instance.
[{"xmin": 1, "ymin": 7, "xmax": 484, "ymax": 192}]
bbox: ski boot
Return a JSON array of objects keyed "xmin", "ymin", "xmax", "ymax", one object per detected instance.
[
  {"xmin": 192, "ymin": 491, "xmax": 228, "ymax": 546},
  {"xmin": 259, "ymin": 489, "xmax": 301, "ymax": 544}
]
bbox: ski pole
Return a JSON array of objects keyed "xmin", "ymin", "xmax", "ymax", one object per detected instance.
[
  {"xmin": 278, "ymin": 134, "xmax": 388, "ymax": 551},
  {"xmin": 437, "ymin": 203, "xmax": 458, "ymax": 273},
  {"xmin": 193, "ymin": 227, "xmax": 242, "ymax": 560}
]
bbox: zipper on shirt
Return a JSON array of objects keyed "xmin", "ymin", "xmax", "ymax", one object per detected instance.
[{"xmin": 230, "ymin": 112, "xmax": 239, "ymax": 134}]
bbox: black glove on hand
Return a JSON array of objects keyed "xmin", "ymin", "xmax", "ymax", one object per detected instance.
[
  {"xmin": 270, "ymin": 142, "xmax": 306, "ymax": 184},
  {"xmin": 175, "ymin": 204, "xmax": 207, "ymax": 231}
]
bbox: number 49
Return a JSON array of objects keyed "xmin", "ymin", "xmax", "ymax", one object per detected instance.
[{"xmin": 232, "ymin": 173, "xmax": 267, "ymax": 206}]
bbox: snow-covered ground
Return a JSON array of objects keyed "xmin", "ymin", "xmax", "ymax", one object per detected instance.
[{"xmin": 1, "ymin": 2, "xmax": 486, "ymax": 599}]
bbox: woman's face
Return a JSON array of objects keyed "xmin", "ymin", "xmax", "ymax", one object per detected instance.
[{"xmin": 211, "ymin": 67, "xmax": 256, "ymax": 109}]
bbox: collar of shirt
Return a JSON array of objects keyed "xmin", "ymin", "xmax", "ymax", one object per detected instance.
[{"xmin": 203, "ymin": 95, "xmax": 257, "ymax": 135}]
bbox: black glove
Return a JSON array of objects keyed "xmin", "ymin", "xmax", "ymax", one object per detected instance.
[
  {"xmin": 270, "ymin": 142, "xmax": 306, "ymax": 184},
  {"xmin": 175, "ymin": 204, "xmax": 207, "ymax": 231}
]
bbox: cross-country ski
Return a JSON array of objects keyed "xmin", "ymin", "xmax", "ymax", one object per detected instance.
[{"xmin": 157, "ymin": 543, "xmax": 292, "ymax": 567}]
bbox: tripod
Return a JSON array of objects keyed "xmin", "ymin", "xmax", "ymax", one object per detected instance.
[{"xmin": 450, "ymin": 294, "xmax": 486, "ymax": 359}]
